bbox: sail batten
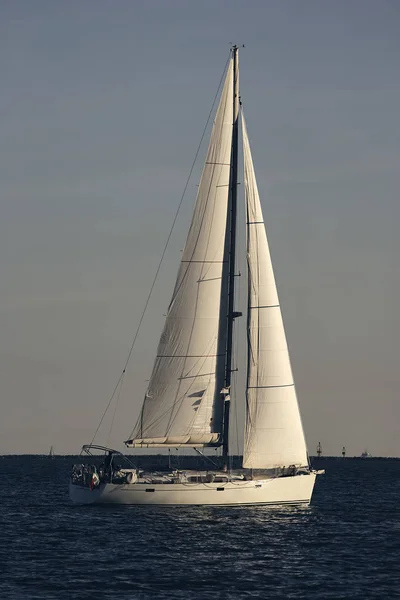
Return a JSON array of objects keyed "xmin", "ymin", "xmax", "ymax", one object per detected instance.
[
  {"xmin": 127, "ymin": 60, "xmax": 234, "ymax": 448},
  {"xmin": 242, "ymin": 114, "xmax": 309, "ymax": 469}
]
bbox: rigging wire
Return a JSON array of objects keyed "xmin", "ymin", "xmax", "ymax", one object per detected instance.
[
  {"xmin": 240, "ymin": 107, "xmax": 257, "ymax": 445},
  {"xmin": 234, "ymin": 115, "xmax": 242, "ymax": 459},
  {"xmin": 106, "ymin": 373, "xmax": 124, "ymax": 448},
  {"xmin": 89, "ymin": 53, "xmax": 232, "ymax": 447}
]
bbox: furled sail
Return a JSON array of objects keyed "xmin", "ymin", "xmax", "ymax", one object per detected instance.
[
  {"xmin": 242, "ymin": 114, "xmax": 308, "ymax": 469},
  {"xmin": 126, "ymin": 60, "xmax": 234, "ymax": 448}
]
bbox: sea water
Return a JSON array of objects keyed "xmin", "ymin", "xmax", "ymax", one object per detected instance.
[{"xmin": 1, "ymin": 456, "xmax": 399, "ymax": 599}]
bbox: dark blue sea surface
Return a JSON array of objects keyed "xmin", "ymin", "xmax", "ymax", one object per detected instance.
[{"xmin": 1, "ymin": 457, "xmax": 399, "ymax": 599}]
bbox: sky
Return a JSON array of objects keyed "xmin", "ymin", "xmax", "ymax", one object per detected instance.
[{"xmin": 1, "ymin": 0, "xmax": 399, "ymax": 456}]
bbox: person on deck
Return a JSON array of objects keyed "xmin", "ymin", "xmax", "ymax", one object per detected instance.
[{"xmin": 104, "ymin": 451, "xmax": 113, "ymax": 480}]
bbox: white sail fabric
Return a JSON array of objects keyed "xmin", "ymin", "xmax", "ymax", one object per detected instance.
[
  {"xmin": 126, "ymin": 61, "xmax": 234, "ymax": 448},
  {"xmin": 242, "ymin": 115, "xmax": 308, "ymax": 469}
]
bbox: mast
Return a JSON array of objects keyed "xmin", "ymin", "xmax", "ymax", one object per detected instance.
[{"xmin": 223, "ymin": 45, "xmax": 240, "ymax": 461}]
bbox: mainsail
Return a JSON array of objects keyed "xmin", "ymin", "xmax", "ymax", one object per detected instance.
[
  {"xmin": 126, "ymin": 60, "xmax": 234, "ymax": 448},
  {"xmin": 242, "ymin": 115, "xmax": 308, "ymax": 469}
]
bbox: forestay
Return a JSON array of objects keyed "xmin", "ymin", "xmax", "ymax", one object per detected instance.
[
  {"xmin": 242, "ymin": 114, "xmax": 308, "ymax": 469},
  {"xmin": 126, "ymin": 60, "xmax": 234, "ymax": 448}
]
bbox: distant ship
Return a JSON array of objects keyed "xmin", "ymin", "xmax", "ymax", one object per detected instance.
[{"xmin": 360, "ymin": 451, "xmax": 372, "ymax": 458}]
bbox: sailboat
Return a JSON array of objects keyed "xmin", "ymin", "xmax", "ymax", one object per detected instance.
[{"xmin": 70, "ymin": 47, "xmax": 323, "ymax": 506}]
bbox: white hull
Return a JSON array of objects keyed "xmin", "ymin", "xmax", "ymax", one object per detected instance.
[{"xmin": 69, "ymin": 473, "xmax": 316, "ymax": 506}]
